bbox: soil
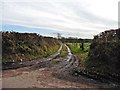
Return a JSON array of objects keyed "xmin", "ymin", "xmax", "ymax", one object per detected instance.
[{"xmin": 1, "ymin": 44, "xmax": 118, "ymax": 89}]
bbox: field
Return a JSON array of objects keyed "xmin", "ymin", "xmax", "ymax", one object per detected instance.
[{"xmin": 68, "ymin": 43, "xmax": 91, "ymax": 67}]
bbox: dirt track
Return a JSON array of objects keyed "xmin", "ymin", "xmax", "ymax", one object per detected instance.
[
  {"xmin": 2, "ymin": 67, "xmax": 100, "ymax": 88},
  {"xmin": 2, "ymin": 44, "xmax": 117, "ymax": 88}
]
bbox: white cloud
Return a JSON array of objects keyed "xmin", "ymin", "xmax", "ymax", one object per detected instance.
[{"xmin": 1, "ymin": 0, "xmax": 119, "ymax": 39}]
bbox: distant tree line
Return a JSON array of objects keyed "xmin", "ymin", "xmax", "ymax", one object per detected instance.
[
  {"xmin": 60, "ymin": 37, "xmax": 92, "ymax": 43},
  {"xmin": 59, "ymin": 37, "xmax": 92, "ymax": 50}
]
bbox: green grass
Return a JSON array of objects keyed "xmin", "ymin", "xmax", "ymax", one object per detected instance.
[
  {"xmin": 42, "ymin": 45, "xmax": 60, "ymax": 57},
  {"xmin": 68, "ymin": 43, "xmax": 91, "ymax": 67},
  {"xmin": 26, "ymin": 45, "xmax": 60, "ymax": 60},
  {"xmin": 61, "ymin": 44, "xmax": 68, "ymax": 57},
  {"xmin": 2, "ymin": 45, "xmax": 60, "ymax": 63}
]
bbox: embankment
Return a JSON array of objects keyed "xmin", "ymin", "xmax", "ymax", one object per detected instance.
[
  {"xmin": 77, "ymin": 29, "xmax": 120, "ymax": 84},
  {"xmin": 2, "ymin": 31, "xmax": 61, "ymax": 63}
]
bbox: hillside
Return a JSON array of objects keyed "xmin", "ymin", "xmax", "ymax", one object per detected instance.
[{"xmin": 2, "ymin": 31, "xmax": 61, "ymax": 63}]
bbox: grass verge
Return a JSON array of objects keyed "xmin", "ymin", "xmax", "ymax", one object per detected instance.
[
  {"xmin": 3, "ymin": 45, "xmax": 60, "ymax": 63},
  {"xmin": 68, "ymin": 43, "xmax": 91, "ymax": 67},
  {"xmin": 61, "ymin": 44, "xmax": 68, "ymax": 57}
]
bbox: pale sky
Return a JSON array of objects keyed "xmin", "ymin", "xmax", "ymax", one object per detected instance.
[{"xmin": 1, "ymin": 0, "xmax": 119, "ymax": 39}]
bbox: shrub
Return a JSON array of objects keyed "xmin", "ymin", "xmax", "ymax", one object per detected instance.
[{"xmin": 85, "ymin": 29, "xmax": 120, "ymax": 80}]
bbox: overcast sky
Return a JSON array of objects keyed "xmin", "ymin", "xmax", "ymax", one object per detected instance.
[{"xmin": 1, "ymin": 0, "xmax": 119, "ymax": 39}]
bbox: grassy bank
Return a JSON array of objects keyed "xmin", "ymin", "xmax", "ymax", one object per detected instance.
[{"xmin": 2, "ymin": 32, "xmax": 61, "ymax": 63}]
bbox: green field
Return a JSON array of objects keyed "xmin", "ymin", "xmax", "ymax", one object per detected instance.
[{"xmin": 68, "ymin": 43, "xmax": 91, "ymax": 67}]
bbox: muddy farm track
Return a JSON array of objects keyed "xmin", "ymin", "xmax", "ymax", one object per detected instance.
[{"xmin": 1, "ymin": 44, "xmax": 119, "ymax": 89}]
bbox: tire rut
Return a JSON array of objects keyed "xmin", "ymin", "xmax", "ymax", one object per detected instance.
[
  {"xmin": 2, "ymin": 44, "xmax": 117, "ymax": 88},
  {"xmin": 2, "ymin": 45, "xmax": 63, "ymax": 70}
]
